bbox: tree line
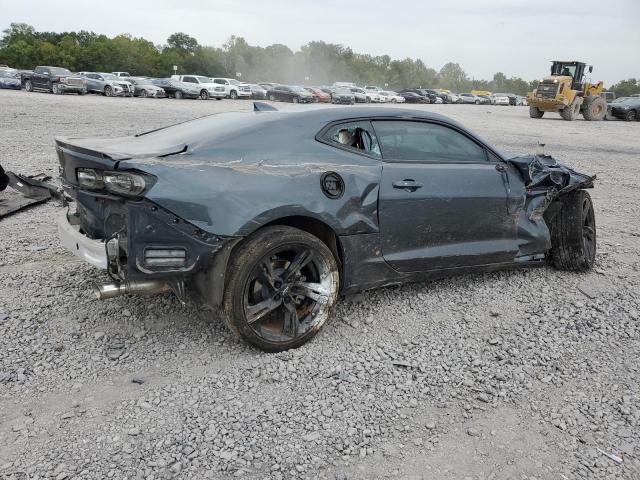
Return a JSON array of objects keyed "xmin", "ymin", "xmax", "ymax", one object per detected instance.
[{"xmin": 1, "ymin": 23, "xmax": 638, "ymax": 97}]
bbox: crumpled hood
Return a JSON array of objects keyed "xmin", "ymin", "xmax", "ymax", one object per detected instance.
[{"xmin": 508, "ymin": 154, "xmax": 594, "ymax": 191}]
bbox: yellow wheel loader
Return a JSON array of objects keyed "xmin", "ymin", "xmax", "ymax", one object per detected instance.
[{"xmin": 527, "ymin": 61, "xmax": 606, "ymax": 121}]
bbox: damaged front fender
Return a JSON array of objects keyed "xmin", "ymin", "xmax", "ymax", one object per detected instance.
[{"xmin": 508, "ymin": 154, "xmax": 595, "ymax": 221}]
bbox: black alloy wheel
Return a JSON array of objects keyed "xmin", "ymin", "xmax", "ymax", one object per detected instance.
[{"xmin": 223, "ymin": 226, "xmax": 339, "ymax": 352}]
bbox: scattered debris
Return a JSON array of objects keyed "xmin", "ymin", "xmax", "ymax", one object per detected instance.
[
  {"xmin": 597, "ymin": 448, "xmax": 623, "ymax": 464},
  {"xmin": 0, "ymin": 166, "xmax": 65, "ymax": 218}
]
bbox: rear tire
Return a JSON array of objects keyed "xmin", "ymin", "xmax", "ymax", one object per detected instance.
[
  {"xmin": 24, "ymin": 80, "xmax": 33, "ymax": 92},
  {"xmin": 560, "ymin": 101, "xmax": 578, "ymax": 121},
  {"xmin": 140, "ymin": 89, "xmax": 148, "ymax": 98},
  {"xmin": 550, "ymin": 190, "xmax": 596, "ymax": 271},
  {"xmin": 269, "ymin": 94, "xmax": 276, "ymax": 101},
  {"xmin": 529, "ymin": 106, "xmax": 544, "ymax": 118},
  {"xmin": 582, "ymin": 96, "xmax": 606, "ymax": 121},
  {"xmin": 222, "ymin": 226, "xmax": 339, "ymax": 352}
]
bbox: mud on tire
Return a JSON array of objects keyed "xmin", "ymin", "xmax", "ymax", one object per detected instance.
[
  {"xmin": 222, "ymin": 226, "xmax": 339, "ymax": 352},
  {"xmin": 529, "ymin": 106, "xmax": 544, "ymax": 118},
  {"xmin": 550, "ymin": 190, "xmax": 596, "ymax": 271},
  {"xmin": 582, "ymin": 96, "xmax": 606, "ymax": 121}
]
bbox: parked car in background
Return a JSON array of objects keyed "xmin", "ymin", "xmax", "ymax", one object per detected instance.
[
  {"xmin": 250, "ymin": 84, "xmax": 268, "ymax": 99},
  {"xmin": 267, "ymin": 85, "xmax": 315, "ymax": 103},
  {"xmin": 477, "ymin": 95, "xmax": 492, "ymax": 105},
  {"xmin": 79, "ymin": 72, "xmax": 134, "ymax": 97},
  {"xmin": 333, "ymin": 82, "xmax": 356, "ymax": 89},
  {"xmin": 350, "ymin": 87, "xmax": 369, "ymax": 103},
  {"xmin": 210, "ymin": 78, "xmax": 252, "ymax": 99},
  {"xmin": 171, "ymin": 75, "xmax": 226, "ymax": 100},
  {"xmin": 493, "ymin": 94, "xmax": 511, "ymax": 106},
  {"xmin": 601, "ymin": 91, "xmax": 616, "ymax": 103},
  {"xmin": 398, "ymin": 91, "xmax": 428, "ymax": 103},
  {"xmin": 493, "ymin": 93, "xmax": 517, "ymax": 106},
  {"xmin": 112, "ymin": 72, "xmax": 131, "ymax": 78},
  {"xmin": 258, "ymin": 82, "xmax": 278, "ymax": 91},
  {"xmin": 400, "ymin": 89, "xmax": 436, "ymax": 103},
  {"xmin": 22, "ymin": 66, "xmax": 86, "ymax": 95},
  {"xmin": 304, "ymin": 87, "xmax": 331, "ymax": 103},
  {"xmin": 608, "ymin": 97, "xmax": 640, "ymax": 121},
  {"xmin": 331, "ymin": 88, "xmax": 356, "ymax": 104},
  {"xmin": 126, "ymin": 77, "xmax": 165, "ymax": 98},
  {"xmin": 423, "ymin": 89, "xmax": 451, "ymax": 103},
  {"xmin": 458, "ymin": 93, "xmax": 482, "ymax": 104},
  {"xmin": 0, "ymin": 69, "xmax": 21, "ymax": 89},
  {"xmin": 379, "ymin": 91, "xmax": 406, "ymax": 103},
  {"xmin": 151, "ymin": 78, "xmax": 200, "ymax": 99}
]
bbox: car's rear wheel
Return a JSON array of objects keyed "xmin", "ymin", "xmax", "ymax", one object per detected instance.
[
  {"xmin": 222, "ymin": 226, "xmax": 339, "ymax": 352},
  {"xmin": 529, "ymin": 106, "xmax": 544, "ymax": 118},
  {"xmin": 24, "ymin": 80, "xmax": 33, "ymax": 92},
  {"xmin": 550, "ymin": 190, "xmax": 596, "ymax": 271},
  {"xmin": 140, "ymin": 89, "xmax": 148, "ymax": 98},
  {"xmin": 175, "ymin": 90, "xmax": 183, "ymax": 99}
]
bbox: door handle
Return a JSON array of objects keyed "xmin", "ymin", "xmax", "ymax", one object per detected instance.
[
  {"xmin": 393, "ymin": 179, "xmax": 423, "ymax": 192},
  {"xmin": 495, "ymin": 163, "xmax": 507, "ymax": 172}
]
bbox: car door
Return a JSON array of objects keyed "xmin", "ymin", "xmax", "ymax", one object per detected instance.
[
  {"xmin": 374, "ymin": 119, "xmax": 520, "ymax": 272},
  {"xmin": 86, "ymin": 74, "xmax": 99, "ymax": 92},
  {"xmin": 33, "ymin": 67, "xmax": 47, "ymax": 88}
]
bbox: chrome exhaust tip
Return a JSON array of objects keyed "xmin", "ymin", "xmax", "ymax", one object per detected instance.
[{"xmin": 92, "ymin": 280, "xmax": 170, "ymax": 300}]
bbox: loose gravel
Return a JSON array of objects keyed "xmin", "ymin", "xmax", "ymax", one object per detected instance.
[{"xmin": 1, "ymin": 90, "xmax": 639, "ymax": 480}]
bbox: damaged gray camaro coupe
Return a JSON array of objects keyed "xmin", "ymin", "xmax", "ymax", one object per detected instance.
[{"xmin": 56, "ymin": 105, "xmax": 596, "ymax": 351}]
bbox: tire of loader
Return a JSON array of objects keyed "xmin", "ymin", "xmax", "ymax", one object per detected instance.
[
  {"xmin": 582, "ymin": 96, "xmax": 606, "ymax": 121},
  {"xmin": 529, "ymin": 106, "xmax": 544, "ymax": 118},
  {"xmin": 560, "ymin": 101, "xmax": 579, "ymax": 121}
]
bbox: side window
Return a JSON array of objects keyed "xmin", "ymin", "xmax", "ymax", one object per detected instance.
[
  {"xmin": 322, "ymin": 121, "xmax": 381, "ymax": 158},
  {"xmin": 35, "ymin": 67, "xmax": 45, "ymax": 74},
  {"xmin": 214, "ymin": 79, "xmax": 223, "ymax": 84},
  {"xmin": 183, "ymin": 76, "xmax": 196, "ymax": 83},
  {"xmin": 372, "ymin": 121, "xmax": 487, "ymax": 163}
]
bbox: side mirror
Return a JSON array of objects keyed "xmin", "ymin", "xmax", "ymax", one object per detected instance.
[{"xmin": 589, "ymin": 65, "xmax": 593, "ymax": 73}]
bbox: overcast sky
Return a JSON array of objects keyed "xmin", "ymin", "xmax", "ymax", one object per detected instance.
[{"xmin": 4, "ymin": 0, "xmax": 639, "ymax": 84}]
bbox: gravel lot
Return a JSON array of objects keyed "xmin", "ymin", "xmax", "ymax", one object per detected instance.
[{"xmin": 1, "ymin": 89, "xmax": 639, "ymax": 480}]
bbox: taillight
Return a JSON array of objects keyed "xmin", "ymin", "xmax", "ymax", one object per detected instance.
[{"xmin": 76, "ymin": 168, "xmax": 151, "ymax": 197}]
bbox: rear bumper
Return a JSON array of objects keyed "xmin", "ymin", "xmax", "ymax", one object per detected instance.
[{"xmin": 57, "ymin": 211, "xmax": 107, "ymax": 269}]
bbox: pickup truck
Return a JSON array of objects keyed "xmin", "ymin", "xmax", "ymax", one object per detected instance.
[
  {"xmin": 210, "ymin": 78, "xmax": 252, "ymax": 99},
  {"xmin": 169, "ymin": 75, "xmax": 226, "ymax": 100},
  {"xmin": 22, "ymin": 66, "xmax": 86, "ymax": 95}
]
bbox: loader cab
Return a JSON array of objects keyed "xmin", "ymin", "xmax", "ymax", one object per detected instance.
[{"xmin": 550, "ymin": 61, "xmax": 590, "ymax": 91}]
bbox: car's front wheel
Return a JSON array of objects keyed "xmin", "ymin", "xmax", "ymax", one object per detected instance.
[
  {"xmin": 24, "ymin": 80, "xmax": 33, "ymax": 92},
  {"xmin": 104, "ymin": 85, "xmax": 113, "ymax": 97},
  {"xmin": 550, "ymin": 190, "xmax": 596, "ymax": 271},
  {"xmin": 222, "ymin": 226, "xmax": 339, "ymax": 352},
  {"xmin": 230, "ymin": 90, "xmax": 239, "ymax": 100},
  {"xmin": 200, "ymin": 89, "xmax": 209, "ymax": 100}
]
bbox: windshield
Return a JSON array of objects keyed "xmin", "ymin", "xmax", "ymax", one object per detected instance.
[
  {"xmin": 335, "ymin": 88, "xmax": 351, "ymax": 95},
  {"xmin": 50, "ymin": 67, "xmax": 72, "ymax": 76},
  {"xmin": 229, "ymin": 79, "xmax": 240, "ymax": 85},
  {"xmin": 551, "ymin": 63, "xmax": 577, "ymax": 77},
  {"xmin": 195, "ymin": 76, "xmax": 210, "ymax": 83},
  {"xmin": 0, "ymin": 69, "xmax": 18, "ymax": 78}
]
